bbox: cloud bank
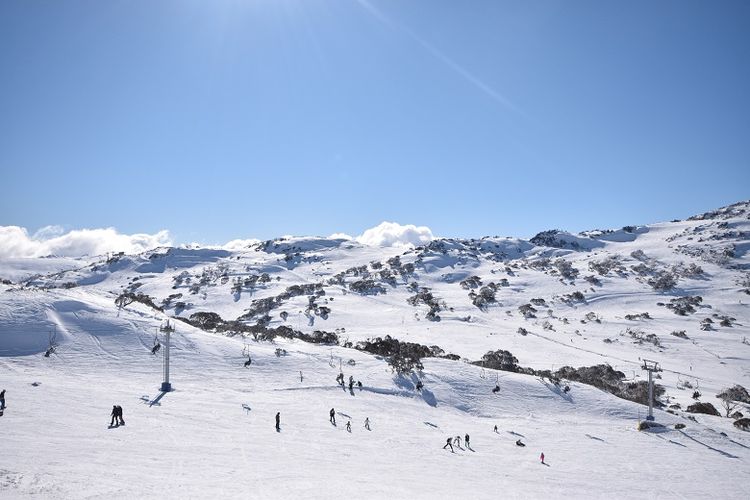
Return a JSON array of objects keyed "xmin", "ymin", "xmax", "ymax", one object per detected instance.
[
  {"xmin": 354, "ymin": 222, "xmax": 434, "ymax": 247},
  {"xmin": 0, "ymin": 225, "xmax": 172, "ymax": 259},
  {"xmin": 221, "ymin": 238, "xmax": 261, "ymax": 251}
]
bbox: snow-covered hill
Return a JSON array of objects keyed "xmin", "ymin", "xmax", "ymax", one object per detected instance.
[{"xmin": 1, "ymin": 201, "xmax": 749, "ymax": 498}]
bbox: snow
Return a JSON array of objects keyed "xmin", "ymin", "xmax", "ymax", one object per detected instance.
[{"xmin": 1, "ymin": 201, "xmax": 750, "ymax": 498}]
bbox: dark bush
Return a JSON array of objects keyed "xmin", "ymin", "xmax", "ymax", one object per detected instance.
[
  {"xmin": 686, "ymin": 402, "xmax": 720, "ymax": 416},
  {"xmin": 189, "ymin": 312, "xmax": 224, "ymax": 330},
  {"xmin": 473, "ymin": 350, "xmax": 520, "ymax": 372},
  {"xmin": 350, "ymin": 279, "xmax": 387, "ymax": 295}
]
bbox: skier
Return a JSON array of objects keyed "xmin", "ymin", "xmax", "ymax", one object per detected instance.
[
  {"xmin": 110, "ymin": 405, "xmax": 119, "ymax": 427},
  {"xmin": 465, "ymin": 434, "xmax": 470, "ymax": 448},
  {"xmin": 0, "ymin": 389, "xmax": 5, "ymax": 410},
  {"xmin": 364, "ymin": 417, "xmax": 370, "ymax": 430},
  {"xmin": 357, "ymin": 381, "xmax": 363, "ymax": 390},
  {"xmin": 329, "ymin": 408, "xmax": 336, "ymax": 425},
  {"xmin": 348, "ymin": 379, "xmax": 354, "ymax": 392},
  {"xmin": 443, "ymin": 437, "xmax": 454, "ymax": 452},
  {"xmin": 275, "ymin": 412, "xmax": 281, "ymax": 432},
  {"xmin": 454, "ymin": 435, "xmax": 461, "ymax": 448},
  {"xmin": 116, "ymin": 405, "xmax": 125, "ymax": 425},
  {"xmin": 540, "ymin": 452, "xmax": 545, "ymax": 464},
  {"xmin": 346, "ymin": 421, "xmax": 351, "ymax": 432},
  {"xmin": 493, "ymin": 424, "xmax": 498, "ymax": 433},
  {"xmin": 416, "ymin": 380, "xmax": 423, "ymax": 392}
]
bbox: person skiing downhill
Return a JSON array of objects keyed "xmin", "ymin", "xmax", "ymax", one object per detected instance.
[
  {"xmin": 454, "ymin": 435, "xmax": 461, "ymax": 448},
  {"xmin": 110, "ymin": 405, "xmax": 119, "ymax": 426},
  {"xmin": 540, "ymin": 452, "xmax": 545, "ymax": 464},
  {"xmin": 329, "ymin": 408, "xmax": 336, "ymax": 425},
  {"xmin": 493, "ymin": 425, "xmax": 498, "ymax": 433},
  {"xmin": 275, "ymin": 412, "xmax": 281, "ymax": 432},
  {"xmin": 364, "ymin": 417, "xmax": 370, "ymax": 430},
  {"xmin": 465, "ymin": 434, "xmax": 470, "ymax": 448},
  {"xmin": 443, "ymin": 437, "xmax": 454, "ymax": 452}
]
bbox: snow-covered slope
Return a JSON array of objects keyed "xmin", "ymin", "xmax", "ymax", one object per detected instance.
[{"xmin": 1, "ymin": 201, "xmax": 749, "ymax": 498}]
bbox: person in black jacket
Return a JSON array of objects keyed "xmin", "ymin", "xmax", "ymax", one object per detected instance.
[
  {"xmin": 0, "ymin": 389, "xmax": 5, "ymax": 410},
  {"xmin": 443, "ymin": 437, "xmax": 453, "ymax": 452},
  {"xmin": 110, "ymin": 405, "xmax": 119, "ymax": 426},
  {"xmin": 275, "ymin": 412, "xmax": 281, "ymax": 432}
]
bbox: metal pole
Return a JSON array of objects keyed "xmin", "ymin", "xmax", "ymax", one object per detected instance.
[
  {"xmin": 161, "ymin": 321, "xmax": 173, "ymax": 392},
  {"xmin": 647, "ymin": 370, "xmax": 654, "ymax": 420}
]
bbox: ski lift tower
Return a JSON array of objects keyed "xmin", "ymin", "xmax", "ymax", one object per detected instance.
[
  {"xmin": 641, "ymin": 359, "xmax": 661, "ymax": 421},
  {"xmin": 160, "ymin": 320, "xmax": 175, "ymax": 392}
]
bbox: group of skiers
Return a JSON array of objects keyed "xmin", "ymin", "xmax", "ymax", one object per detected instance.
[
  {"xmin": 328, "ymin": 407, "xmax": 370, "ymax": 433},
  {"xmin": 443, "ymin": 434, "xmax": 471, "ymax": 452},
  {"xmin": 109, "ymin": 405, "xmax": 125, "ymax": 427},
  {"xmin": 335, "ymin": 373, "xmax": 363, "ymax": 392},
  {"xmin": 443, "ymin": 425, "xmax": 545, "ymax": 463}
]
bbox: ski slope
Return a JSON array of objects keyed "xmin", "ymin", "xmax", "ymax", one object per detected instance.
[{"xmin": 1, "ymin": 201, "xmax": 750, "ymax": 498}]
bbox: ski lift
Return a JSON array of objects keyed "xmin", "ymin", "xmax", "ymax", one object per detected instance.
[
  {"xmin": 242, "ymin": 342, "xmax": 252, "ymax": 367},
  {"xmin": 151, "ymin": 333, "xmax": 161, "ymax": 355},
  {"xmin": 44, "ymin": 328, "xmax": 58, "ymax": 357}
]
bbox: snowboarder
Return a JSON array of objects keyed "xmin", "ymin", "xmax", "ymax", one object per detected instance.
[
  {"xmin": 443, "ymin": 437, "xmax": 454, "ymax": 452},
  {"xmin": 540, "ymin": 452, "xmax": 545, "ymax": 464},
  {"xmin": 516, "ymin": 439, "xmax": 525, "ymax": 447},
  {"xmin": 465, "ymin": 434, "xmax": 470, "ymax": 448},
  {"xmin": 364, "ymin": 417, "xmax": 370, "ymax": 430},
  {"xmin": 110, "ymin": 405, "xmax": 119, "ymax": 426},
  {"xmin": 346, "ymin": 421, "xmax": 351, "ymax": 432},
  {"xmin": 0, "ymin": 389, "xmax": 5, "ymax": 410},
  {"xmin": 275, "ymin": 412, "xmax": 281, "ymax": 432},
  {"xmin": 329, "ymin": 408, "xmax": 336, "ymax": 425}
]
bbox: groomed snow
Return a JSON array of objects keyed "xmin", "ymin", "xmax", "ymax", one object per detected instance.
[{"xmin": 2, "ymin": 202, "xmax": 749, "ymax": 498}]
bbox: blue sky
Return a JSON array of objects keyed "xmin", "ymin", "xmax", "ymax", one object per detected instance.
[{"xmin": 1, "ymin": 0, "xmax": 748, "ymax": 245}]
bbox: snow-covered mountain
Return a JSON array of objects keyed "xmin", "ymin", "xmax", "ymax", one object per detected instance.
[{"xmin": 1, "ymin": 201, "xmax": 749, "ymax": 499}]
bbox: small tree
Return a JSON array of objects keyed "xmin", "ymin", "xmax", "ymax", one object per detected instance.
[{"xmin": 717, "ymin": 385, "xmax": 750, "ymax": 417}]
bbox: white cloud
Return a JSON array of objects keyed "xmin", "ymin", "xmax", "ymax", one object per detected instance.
[
  {"xmin": 222, "ymin": 238, "xmax": 261, "ymax": 251},
  {"xmin": 328, "ymin": 232, "xmax": 354, "ymax": 241},
  {"xmin": 0, "ymin": 226, "xmax": 172, "ymax": 258},
  {"xmin": 355, "ymin": 222, "xmax": 433, "ymax": 247}
]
